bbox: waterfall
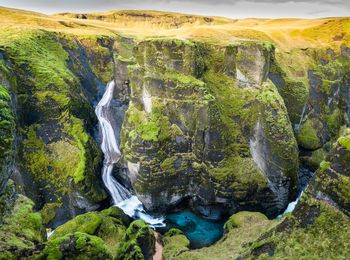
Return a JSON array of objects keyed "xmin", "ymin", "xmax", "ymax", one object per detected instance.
[
  {"xmin": 276, "ymin": 191, "xmax": 303, "ymax": 218},
  {"xmin": 95, "ymin": 80, "xmax": 164, "ymax": 227},
  {"xmin": 95, "ymin": 80, "xmax": 131, "ymax": 204}
]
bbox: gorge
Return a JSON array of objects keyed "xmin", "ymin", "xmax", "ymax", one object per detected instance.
[{"xmin": 0, "ymin": 6, "xmax": 350, "ymax": 259}]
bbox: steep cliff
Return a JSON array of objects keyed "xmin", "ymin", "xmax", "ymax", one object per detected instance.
[
  {"xmin": 120, "ymin": 38, "xmax": 299, "ymax": 218},
  {"xmin": 239, "ymin": 130, "xmax": 350, "ymax": 259},
  {"xmin": 0, "ymin": 58, "xmax": 16, "ymax": 195},
  {"xmin": 165, "ymin": 130, "xmax": 350, "ymax": 259},
  {"xmin": 0, "ymin": 28, "xmax": 119, "ymax": 228}
]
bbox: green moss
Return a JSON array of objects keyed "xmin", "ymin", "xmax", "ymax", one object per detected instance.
[
  {"xmin": 116, "ymin": 54, "xmax": 134, "ymax": 63},
  {"xmin": 124, "ymin": 100, "xmax": 172, "ymax": 143},
  {"xmin": 77, "ymin": 35, "xmax": 115, "ymax": 83},
  {"xmin": 23, "ymin": 124, "xmax": 82, "ymax": 195},
  {"xmin": 40, "ymin": 202, "xmax": 60, "ymax": 225},
  {"xmin": 117, "ymin": 220, "xmax": 155, "ymax": 260},
  {"xmin": 51, "ymin": 212, "xmax": 103, "ymax": 240},
  {"xmin": 256, "ymin": 81, "xmax": 299, "ymax": 185},
  {"xmin": 297, "ymin": 119, "xmax": 321, "ymax": 150},
  {"xmin": 307, "ymin": 148, "xmax": 326, "ymax": 170},
  {"xmin": 161, "ymin": 157, "xmax": 177, "ymax": 173},
  {"xmin": 326, "ymin": 108, "xmax": 342, "ymax": 136},
  {"xmin": 63, "ymin": 116, "xmax": 90, "ymax": 184},
  {"xmin": 269, "ymin": 61, "xmax": 309, "ymax": 125},
  {"xmin": 163, "ymin": 229, "xmax": 190, "ymax": 259},
  {"xmin": 0, "ymin": 84, "xmax": 15, "ymax": 165},
  {"xmin": 49, "ymin": 207, "xmax": 128, "ymax": 257},
  {"xmin": 0, "ymin": 192, "xmax": 45, "ymax": 258},
  {"xmin": 224, "ymin": 211, "xmax": 268, "ymax": 231},
  {"xmin": 210, "ymin": 157, "xmax": 268, "ymax": 190},
  {"xmin": 44, "ymin": 232, "xmax": 113, "ymax": 260},
  {"xmin": 338, "ymin": 135, "xmax": 350, "ymax": 151},
  {"xmin": 203, "ymin": 59, "xmax": 259, "ymax": 156},
  {"xmin": 265, "ymin": 199, "xmax": 350, "ymax": 259},
  {"xmin": 0, "ymin": 29, "xmax": 76, "ymax": 92}
]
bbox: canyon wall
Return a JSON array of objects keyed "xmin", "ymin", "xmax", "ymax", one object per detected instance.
[{"xmin": 120, "ymin": 39, "xmax": 299, "ymax": 218}]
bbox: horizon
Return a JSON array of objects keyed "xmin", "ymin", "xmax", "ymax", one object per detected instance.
[{"xmin": 0, "ymin": 0, "xmax": 349, "ymax": 19}]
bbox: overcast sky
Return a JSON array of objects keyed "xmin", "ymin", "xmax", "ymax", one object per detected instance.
[{"xmin": 0, "ymin": 0, "xmax": 349, "ymax": 18}]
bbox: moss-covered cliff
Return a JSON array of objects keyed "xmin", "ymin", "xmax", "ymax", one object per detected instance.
[
  {"xmin": 120, "ymin": 38, "xmax": 299, "ymax": 218},
  {"xmin": 0, "ymin": 181, "xmax": 45, "ymax": 259},
  {"xmin": 0, "ymin": 28, "xmax": 120, "ymax": 227},
  {"xmin": 164, "ymin": 130, "xmax": 350, "ymax": 259}
]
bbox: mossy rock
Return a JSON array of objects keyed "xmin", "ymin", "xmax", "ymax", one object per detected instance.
[
  {"xmin": 242, "ymin": 193, "xmax": 350, "ymax": 259},
  {"xmin": 303, "ymin": 148, "xmax": 326, "ymax": 170},
  {"xmin": 122, "ymin": 38, "xmax": 299, "ymax": 217},
  {"xmin": 240, "ymin": 130, "xmax": 350, "ymax": 259},
  {"xmin": 0, "ymin": 82, "xmax": 15, "ymax": 193},
  {"xmin": 0, "ymin": 186, "xmax": 45, "ymax": 259},
  {"xmin": 309, "ymin": 130, "xmax": 350, "ymax": 213},
  {"xmin": 117, "ymin": 220, "xmax": 156, "ymax": 260},
  {"xmin": 0, "ymin": 28, "xmax": 111, "ymax": 225},
  {"xmin": 43, "ymin": 232, "xmax": 113, "ymax": 260},
  {"xmin": 163, "ymin": 229, "xmax": 190, "ymax": 259},
  {"xmin": 297, "ymin": 119, "xmax": 322, "ymax": 150},
  {"xmin": 224, "ymin": 211, "xmax": 268, "ymax": 231},
  {"xmin": 49, "ymin": 207, "xmax": 129, "ymax": 257}
]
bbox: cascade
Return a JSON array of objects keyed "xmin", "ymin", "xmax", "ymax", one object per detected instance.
[{"xmin": 96, "ymin": 80, "xmax": 164, "ymax": 227}]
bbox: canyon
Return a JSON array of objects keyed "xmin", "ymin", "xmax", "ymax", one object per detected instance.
[{"xmin": 0, "ymin": 6, "xmax": 350, "ymax": 259}]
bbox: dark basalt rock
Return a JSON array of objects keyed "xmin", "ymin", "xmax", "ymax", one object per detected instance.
[{"xmin": 120, "ymin": 38, "xmax": 299, "ymax": 219}]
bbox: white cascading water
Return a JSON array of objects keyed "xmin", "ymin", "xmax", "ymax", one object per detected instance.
[
  {"xmin": 96, "ymin": 80, "xmax": 131, "ymax": 204},
  {"xmin": 276, "ymin": 191, "xmax": 304, "ymax": 218},
  {"xmin": 96, "ymin": 80, "xmax": 164, "ymax": 227}
]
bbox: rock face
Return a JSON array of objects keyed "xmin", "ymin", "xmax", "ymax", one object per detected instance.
[
  {"xmin": 237, "ymin": 130, "xmax": 350, "ymax": 259},
  {"xmin": 47, "ymin": 206, "xmax": 131, "ymax": 258},
  {"xmin": 120, "ymin": 39, "xmax": 299, "ymax": 218},
  {"xmin": 308, "ymin": 129, "xmax": 350, "ymax": 214},
  {"xmin": 295, "ymin": 51, "xmax": 350, "ymax": 152},
  {"xmin": 0, "ymin": 62, "xmax": 16, "ymax": 195},
  {"xmin": 0, "ymin": 181, "xmax": 45, "ymax": 259},
  {"xmin": 0, "ymin": 30, "xmax": 119, "ymax": 228},
  {"xmin": 117, "ymin": 220, "xmax": 156, "ymax": 260}
]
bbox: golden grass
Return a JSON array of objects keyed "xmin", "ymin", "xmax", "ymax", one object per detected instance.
[
  {"xmin": 0, "ymin": 6, "xmax": 349, "ymax": 49},
  {"xmin": 0, "ymin": 6, "xmax": 349, "ymax": 80}
]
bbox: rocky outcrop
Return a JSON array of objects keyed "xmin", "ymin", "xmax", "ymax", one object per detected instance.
[
  {"xmin": 0, "ymin": 181, "xmax": 46, "ymax": 259},
  {"xmin": 308, "ymin": 129, "xmax": 350, "ymax": 214},
  {"xmin": 0, "ymin": 60, "xmax": 16, "ymax": 196},
  {"xmin": 47, "ymin": 206, "xmax": 131, "ymax": 258},
  {"xmin": 117, "ymin": 220, "xmax": 156, "ymax": 260},
  {"xmin": 45, "ymin": 207, "xmax": 156, "ymax": 260},
  {"xmin": 237, "ymin": 130, "xmax": 350, "ymax": 259},
  {"xmin": 296, "ymin": 51, "xmax": 350, "ymax": 151},
  {"xmin": 0, "ymin": 30, "xmax": 120, "ymax": 228},
  {"xmin": 179, "ymin": 130, "xmax": 350, "ymax": 259},
  {"xmin": 120, "ymin": 39, "xmax": 299, "ymax": 218},
  {"xmin": 44, "ymin": 232, "xmax": 113, "ymax": 259}
]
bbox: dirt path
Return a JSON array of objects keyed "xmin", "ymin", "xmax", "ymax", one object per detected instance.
[{"xmin": 153, "ymin": 232, "xmax": 163, "ymax": 260}]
